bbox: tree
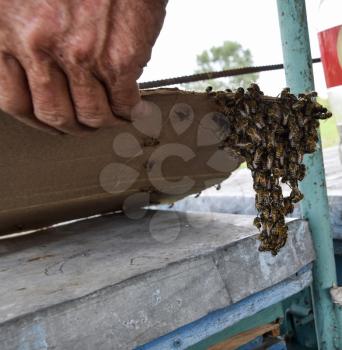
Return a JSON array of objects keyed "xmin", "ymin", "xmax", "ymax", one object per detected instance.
[{"xmin": 182, "ymin": 41, "xmax": 259, "ymax": 91}]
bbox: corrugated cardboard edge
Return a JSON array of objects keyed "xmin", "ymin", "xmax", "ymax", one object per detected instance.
[{"xmin": 0, "ymin": 88, "xmax": 242, "ymax": 235}]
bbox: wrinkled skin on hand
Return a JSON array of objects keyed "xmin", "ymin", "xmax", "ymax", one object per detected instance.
[{"xmin": 0, "ymin": 0, "xmax": 167, "ymax": 134}]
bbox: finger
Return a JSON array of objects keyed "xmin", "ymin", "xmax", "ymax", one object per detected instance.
[
  {"xmin": 0, "ymin": 54, "xmax": 60, "ymax": 134},
  {"xmin": 67, "ymin": 69, "xmax": 127, "ymax": 128},
  {"xmin": 25, "ymin": 58, "xmax": 89, "ymax": 135},
  {"xmin": 103, "ymin": 74, "xmax": 141, "ymax": 121}
]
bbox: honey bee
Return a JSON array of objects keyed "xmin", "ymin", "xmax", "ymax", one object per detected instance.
[
  {"xmin": 292, "ymin": 98, "xmax": 306, "ymax": 111},
  {"xmin": 272, "ymin": 188, "xmax": 283, "ymax": 204},
  {"xmin": 267, "ymin": 152, "xmax": 274, "ymax": 170},
  {"xmin": 288, "ymin": 125, "xmax": 302, "ymax": 147},
  {"xmin": 288, "ymin": 162, "xmax": 299, "ymax": 179},
  {"xmin": 249, "ymin": 83, "xmax": 262, "ymax": 93},
  {"xmin": 253, "ymin": 148, "xmax": 264, "ymax": 169},
  {"xmin": 265, "ymin": 221, "xmax": 275, "ymax": 236},
  {"xmin": 256, "ymin": 189, "xmax": 269, "ymax": 206},
  {"xmin": 268, "ymin": 103, "xmax": 282, "ymax": 122},
  {"xmin": 289, "ymin": 179, "xmax": 299, "ymax": 189},
  {"xmin": 236, "ymin": 142, "xmax": 254, "ymax": 152},
  {"xmin": 297, "ymin": 151, "xmax": 304, "ymax": 164},
  {"xmin": 309, "ymin": 91, "xmax": 318, "ymax": 100},
  {"xmin": 288, "ymin": 117, "xmax": 300, "ymax": 133},
  {"xmin": 234, "ymin": 87, "xmax": 245, "ymax": 104},
  {"xmin": 270, "ymin": 208, "xmax": 282, "ymax": 223},
  {"xmin": 247, "ymin": 126, "xmax": 262, "ymax": 144},
  {"xmin": 303, "ymin": 115, "xmax": 312, "ymax": 128},
  {"xmin": 250, "ymin": 99, "xmax": 258, "ymax": 114},
  {"xmin": 255, "ymin": 113, "xmax": 266, "ymax": 129},
  {"xmin": 309, "ymin": 128, "xmax": 319, "ymax": 140},
  {"xmin": 255, "ymin": 197, "xmax": 263, "ymax": 211},
  {"xmin": 226, "ymin": 134, "xmax": 239, "ymax": 147},
  {"xmin": 297, "ymin": 112, "xmax": 305, "ymax": 127},
  {"xmin": 267, "ymin": 130, "xmax": 276, "ymax": 149},
  {"xmin": 260, "ymin": 207, "xmax": 271, "ymax": 220},
  {"xmin": 298, "ymin": 164, "xmax": 306, "ymax": 181},
  {"xmin": 273, "ymin": 167, "xmax": 284, "ymax": 178},
  {"xmin": 290, "ymin": 187, "xmax": 304, "ymax": 203},
  {"xmin": 283, "ymin": 197, "xmax": 294, "ymax": 214},
  {"xmin": 258, "ymin": 244, "xmax": 266, "ymax": 252},
  {"xmin": 143, "ymin": 137, "xmax": 160, "ymax": 147},
  {"xmin": 271, "ymin": 229, "xmax": 288, "ymax": 254},
  {"xmin": 305, "ymin": 136, "xmax": 317, "ymax": 153},
  {"xmin": 274, "ymin": 139, "xmax": 284, "ymax": 154},
  {"xmin": 319, "ymin": 111, "xmax": 333, "ymax": 120},
  {"xmin": 268, "ymin": 176, "xmax": 278, "ymax": 189},
  {"xmin": 288, "ymin": 151, "xmax": 298, "ymax": 164},
  {"xmin": 246, "ymin": 163, "xmax": 254, "ymax": 171},
  {"xmin": 282, "ymin": 111, "xmax": 290, "ymax": 126},
  {"xmin": 220, "ymin": 95, "xmax": 235, "ymax": 108},
  {"xmin": 253, "ymin": 217, "xmax": 262, "ymax": 229},
  {"xmin": 244, "ymin": 153, "xmax": 254, "ymax": 170},
  {"xmin": 235, "ymin": 117, "xmax": 249, "ymax": 133},
  {"xmin": 247, "ymin": 83, "xmax": 263, "ymax": 99},
  {"xmin": 304, "ymin": 101, "xmax": 315, "ymax": 116},
  {"xmin": 238, "ymin": 106, "xmax": 248, "ymax": 118},
  {"xmin": 290, "ymin": 137, "xmax": 301, "ymax": 149},
  {"xmin": 253, "ymin": 176, "xmax": 265, "ymax": 191},
  {"xmin": 258, "ymin": 229, "xmax": 268, "ymax": 242},
  {"xmin": 243, "ymin": 100, "xmax": 251, "ymax": 115},
  {"xmin": 279, "ymin": 87, "xmax": 291, "ymax": 99},
  {"xmin": 273, "ymin": 223, "xmax": 288, "ymax": 236},
  {"xmin": 221, "ymin": 106, "xmax": 232, "ymax": 116}
]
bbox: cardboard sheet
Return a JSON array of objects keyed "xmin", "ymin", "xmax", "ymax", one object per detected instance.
[{"xmin": 0, "ymin": 89, "xmax": 242, "ymax": 234}]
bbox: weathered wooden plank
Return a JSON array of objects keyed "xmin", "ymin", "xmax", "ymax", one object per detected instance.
[
  {"xmin": 208, "ymin": 323, "xmax": 279, "ymax": 350},
  {"xmin": 0, "ymin": 88, "xmax": 241, "ymax": 235},
  {"xmin": 163, "ymin": 191, "xmax": 342, "ymax": 240},
  {"xmin": 137, "ymin": 267, "xmax": 311, "ymax": 350},
  {"xmin": 0, "ymin": 211, "xmax": 314, "ymax": 350}
]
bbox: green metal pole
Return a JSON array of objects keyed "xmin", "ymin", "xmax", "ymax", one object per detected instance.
[{"xmin": 276, "ymin": 1, "xmax": 339, "ymax": 348}]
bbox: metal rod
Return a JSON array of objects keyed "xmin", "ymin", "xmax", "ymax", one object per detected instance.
[
  {"xmin": 139, "ymin": 58, "xmax": 321, "ymax": 89},
  {"xmin": 276, "ymin": 1, "xmax": 340, "ymax": 349}
]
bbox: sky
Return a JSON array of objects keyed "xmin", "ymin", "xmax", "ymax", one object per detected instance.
[{"xmin": 139, "ymin": 0, "xmax": 327, "ymax": 97}]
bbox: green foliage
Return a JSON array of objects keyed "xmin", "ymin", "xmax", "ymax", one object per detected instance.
[
  {"xmin": 318, "ymin": 97, "xmax": 340, "ymax": 148},
  {"xmin": 182, "ymin": 41, "xmax": 258, "ymax": 91}
]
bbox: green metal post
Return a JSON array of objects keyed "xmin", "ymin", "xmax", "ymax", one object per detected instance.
[{"xmin": 276, "ymin": 1, "xmax": 340, "ymax": 349}]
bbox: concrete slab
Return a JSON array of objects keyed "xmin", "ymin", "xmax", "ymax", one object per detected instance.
[{"xmin": 0, "ymin": 211, "xmax": 315, "ymax": 350}]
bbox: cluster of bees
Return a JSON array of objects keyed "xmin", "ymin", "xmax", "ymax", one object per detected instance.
[{"xmin": 207, "ymin": 84, "xmax": 332, "ymax": 255}]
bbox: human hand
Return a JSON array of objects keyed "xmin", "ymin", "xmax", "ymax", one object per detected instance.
[{"xmin": 0, "ymin": 0, "xmax": 166, "ymax": 134}]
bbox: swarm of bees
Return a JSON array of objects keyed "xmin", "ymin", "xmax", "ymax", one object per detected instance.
[{"xmin": 209, "ymin": 84, "xmax": 332, "ymax": 255}]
